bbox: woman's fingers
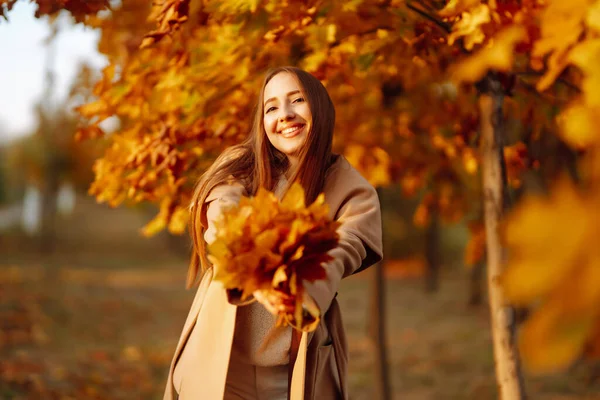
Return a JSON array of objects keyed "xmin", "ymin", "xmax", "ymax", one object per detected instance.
[
  {"xmin": 254, "ymin": 290, "xmax": 277, "ymax": 314},
  {"xmin": 253, "ymin": 289, "xmax": 295, "ymax": 314}
]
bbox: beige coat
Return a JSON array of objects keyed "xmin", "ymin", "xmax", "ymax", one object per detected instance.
[{"xmin": 164, "ymin": 155, "xmax": 383, "ymax": 399}]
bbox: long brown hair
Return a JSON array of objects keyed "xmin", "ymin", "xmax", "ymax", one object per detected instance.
[{"xmin": 186, "ymin": 66, "xmax": 336, "ymax": 287}]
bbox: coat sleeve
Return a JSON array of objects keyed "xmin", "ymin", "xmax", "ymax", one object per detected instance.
[
  {"xmin": 203, "ymin": 182, "xmax": 246, "ymax": 245},
  {"xmin": 203, "ymin": 181, "xmax": 256, "ymax": 306},
  {"xmin": 303, "ymin": 182, "xmax": 383, "ymax": 316}
]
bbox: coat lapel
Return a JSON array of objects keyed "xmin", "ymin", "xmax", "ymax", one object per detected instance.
[
  {"xmin": 178, "ymin": 280, "xmax": 237, "ymax": 399},
  {"xmin": 164, "ymin": 269, "xmax": 214, "ymax": 400},
  {"xmin": 164, "ymin": 270, "xmax": 237, "ymax": 400},
  {"xmin": 290, "ymin": 331, "xmax": 308, "ymax": 400}
]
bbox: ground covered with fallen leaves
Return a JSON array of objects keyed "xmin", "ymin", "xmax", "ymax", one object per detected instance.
[{"xmin": 1, "ymin": 196, "xmax": 598, "ymax": 399}]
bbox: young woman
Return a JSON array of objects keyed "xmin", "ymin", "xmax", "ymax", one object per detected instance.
[{"xmin": 164, "ymin": 67, "xmax": 383, "ymax": 400}]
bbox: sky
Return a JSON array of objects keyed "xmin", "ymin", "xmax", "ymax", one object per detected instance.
[{"xmin": 0, "ymin": 1, "xmax": 108, "ymax": 144}]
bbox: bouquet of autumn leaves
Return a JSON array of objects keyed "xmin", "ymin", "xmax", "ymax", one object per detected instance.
[{"xmin": 208, "ymin": 183, "xmax": 340, "ymax": 332}]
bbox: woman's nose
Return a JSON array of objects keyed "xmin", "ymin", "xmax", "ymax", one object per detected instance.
[{"xmin": 278, "ymin": 104, "xmax": 295, "ymax": 121}]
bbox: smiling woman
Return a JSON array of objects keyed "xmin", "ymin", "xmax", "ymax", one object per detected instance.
[
  {"xmin": 164, "ymin": 66, "xmax": 383, "ymax": 400},
  {"xmin": 263, "ymin": 73, "xmax": 312, "ymax": 168}
]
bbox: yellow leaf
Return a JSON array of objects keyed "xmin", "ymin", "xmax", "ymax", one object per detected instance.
[
  {"xmin": 252, "ymin": 191, "xmax": 279, "ymax": 230},
  {"xmin": 370, "ymin": 147, "xmax": 391, "ymax": 186},
  {"xmin": 520, "ymin": 300, "xmax": 595, "ymax": 373},
  {"xmin": 568, "ymin": 39, "xmax": 600, "ymax": 107},
  {"xmin": 307, "ymin": 193, "xmax": 330, "ymax": 220},
  {"xmin": 281, "ymin": 182, "xmax": 306, "ymax": 211},
  {"xmin": 343, "ymin": 144, "xmax": 364, "ymax": 168},
  {"xmin": 207, "ymin": 241, "xmax": 231, "ymax": 262},
  {"xmin": 272, "ymin": 265, "xmax": 287, "ymax": 287},
  {"xmin": 302, "ymin": 50, "xmax": 328, "ymax": 73},
  {"xmin": 451, "ymin": 25, "xmax": 528, "ymax": 83},
  {"xmin": 557, "ymin": 103, "xmax": 600, "ymax": 148},
  {"xmin": 342, "ymin": 0, "xmax": 364, "ymax": 12},
  {"xmin": 502, "ymin": 180, "xmax": 593, "ymax": 304},
  {"xmin": 335, "ymin": 41, "xmax": 357, "ymax": 55},
  {"xmin": 168, "ymin": 206, "xmax": 188, "ymax": 235},
  {"xmin": 567, "ymin": 258, "xmax": 600, "ymax": 314},
  {"xmin": 344, "ymin": 145, "xmax": 390, "ymax": 186},
  {"xmin": 532, "ymin": 0, "xmax": 591, "ymax": 90},
  {"xmin": 219, "ymin": 205, "xmax": 252, "ymax": 239},
  {"xmin": 263, "ymin": 251, "xmax": 283, "ymax": 271},
  {"xmin": 507, "ymin": 184, "xmax": 600, "ymax": 373},
  {"xmin": 413, "ymin": 202, "xmax": 430, "ymax": 228},
  {"xmin": 438, "ymin": 0, "xmax": 482, "ymax": 18},
  {"xmin": 520, "ymin": 256, "xmax": 600, "ymax": 373},
  {"xmin": 264, "ymin": 25, "xmax": 285, "ymax": 42},
  {"xmin": 587, "ymin": 1, "xmax": 600, "ymax": 33},
  {"xmin": 290, "ymin": 245, "xmax": 305, "ymax": 262},
  {"xmin": 231, "ymin": 252, "xmax": 261, "ymax": 275},
  {"xmin": 280, "ymin": 219, "xmax": 310, "ymax": 253},
  {"xmin": 141, "ymin": 212, "xmax": 167, "ymax": 237},
  {"xmin": 535, "ymin": 54, "xmax": 569, "ymax": 92},
  {"xmin": 289, "ymin": 272, "xmax": 297, "ymax": 296},
  {"xmin": 532, "ymin": 0, "xmax": 589, "ymax": 59},
  {"xmin": 447, "ymin": 4, "xmax": 491, "ymax": 50},
  {"xmin": 327, "ymin": 24, "xmax": 337, "ymax": 44},
  {"xmin": 255, "ymin": 228, "xmax": 280, "ymax": 251},
  {"xmin": 103, "ymin": 64, "xmax": 116, "ymax": 82},
  {"xmin": 77, "ymin": 100, "xmax": 108, "ymax": 117},
  {"xmin": 140, "ymin": 37, "xmax": 155, "ymax": 49},
  {"xmin": 462, "ymin": 148, "xmax": 479, "ymax": 174},
  {"xmin": 376, "ymin": 29, "xmax": 389, "ymax": 39}
]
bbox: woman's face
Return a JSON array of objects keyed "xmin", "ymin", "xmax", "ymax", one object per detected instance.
[{"xmin": 263, "ymin": 72, "xmax": 312, "ymax": 161}]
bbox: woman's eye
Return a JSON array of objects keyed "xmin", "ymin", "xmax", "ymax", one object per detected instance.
[
  {"xmin": 265, "ymin": 106, "xmax": 276, "ymax": 114},
  {"xmin": 293, "ymin": 97, "xmax": 305, "ymax": 103}
]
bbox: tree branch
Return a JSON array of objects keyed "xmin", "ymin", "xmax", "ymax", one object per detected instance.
[
  {"xmin": 514, "ymin": 70, "xmax": 581, "ymax": 94},
  {"xmin": 415, "ymin": 0, "xmax": 438, "ymax": 14},
  {"xmin": 329, "ymin": 26, "xmax": 395, "ymax": 49},
  {"xmin": 518, "ymin": 80, "xmax": 573, "ymax": 104},
  {"xmin": 406, "ymin": 1, "xmax": 451, "ymax": 33}
]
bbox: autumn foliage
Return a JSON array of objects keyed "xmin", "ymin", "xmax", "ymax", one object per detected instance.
[
  {"xmin": 209, "ymin": 183, "xmax": 339, "ymax": 331},
  {"xmin": 502, "ymin": 179, "xmax": 600, "ymax": 373}
]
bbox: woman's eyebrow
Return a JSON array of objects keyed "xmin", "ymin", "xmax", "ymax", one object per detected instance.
[{"xmin": 264, "ymin": 90, "xmax": 302, "ymax": 106}]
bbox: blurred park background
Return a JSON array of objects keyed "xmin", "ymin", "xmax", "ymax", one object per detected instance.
[{"xmin": 2, "ymin": 1, "xmax": 600, "ymax": 399}]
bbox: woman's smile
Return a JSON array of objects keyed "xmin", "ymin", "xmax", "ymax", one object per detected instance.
[{"xmin": 279, "ymin": 123, "xmax": 305, "ymax": 138}]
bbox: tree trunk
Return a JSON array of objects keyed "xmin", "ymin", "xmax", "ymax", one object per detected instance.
[
  {"xmin": 479, "ymin": 75, "xmax": 526, "ymax": 400},
  {"xmin": 40, "ymin": 164, "xmax": 60, "ymax": 253},
  {"xmin": 368, "ymin": 259, "xmax": 391, "ymax": 400},
  {"xmin": 424, "ymin": 207, "xmax": 440, "ymax": 292}
]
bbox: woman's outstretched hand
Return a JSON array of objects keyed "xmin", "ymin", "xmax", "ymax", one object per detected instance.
[{"xmin": 252, "ymin": 288, "xmax": 321, "ymax": 327}]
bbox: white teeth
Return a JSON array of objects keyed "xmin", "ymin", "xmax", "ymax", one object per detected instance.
[{"xmin": 281, "ymin": 125, "xmax": 302, "ymax": 136}]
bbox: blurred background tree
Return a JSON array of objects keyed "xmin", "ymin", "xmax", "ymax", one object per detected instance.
[{"xmin": 0, "ymin": 18, "xmax": 104, "ymax": 255}]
